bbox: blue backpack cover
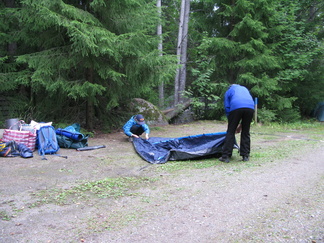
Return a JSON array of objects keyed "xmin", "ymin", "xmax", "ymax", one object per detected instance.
[{"xmin": 37, "ymin": 125, "xmax": 60, "ymax": 156}]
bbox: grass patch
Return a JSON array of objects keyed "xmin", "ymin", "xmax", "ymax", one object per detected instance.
[
  {"xmin": 84, "ymin": 207, "xmax": 146, "ymax": 233},
  {"xmin": 150, "ymin": 126, "xmax": 165, "ymax": 131},
  {"xmin": 0, "ymin": 210, "xmax": 12, "ymax": 221},
  {"xmin": 252, "ymin": 121, "xmax": 323, "ymax": 134},
  {"xmin": 29, "ymin": 177, "xmax": 158, "ymax": 207},
  {"xmin": 156, "ymin": 157, "xmax": 219, "ymax": 173},
  {"xmin": 156, "ymin": 122, "xmax": 320, "ymax": 174},
  {"xmin": 251, "ymin": 139, "xmax": 316, "ymax": 164}
]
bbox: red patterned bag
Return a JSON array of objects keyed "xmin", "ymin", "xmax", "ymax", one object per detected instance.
[{"xmin": 3, "ymin": 129, "xmax": 36, "ymax": 151}]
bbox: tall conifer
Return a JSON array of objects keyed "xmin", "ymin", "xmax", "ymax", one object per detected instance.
[{"xmin": 0, "ymin": 0, "xmax": 177, "ymax": 128}]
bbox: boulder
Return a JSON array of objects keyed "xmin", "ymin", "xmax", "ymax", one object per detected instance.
[{"xmin": 129, "ymin": 98, "xmax": 169, "ymax": 126}]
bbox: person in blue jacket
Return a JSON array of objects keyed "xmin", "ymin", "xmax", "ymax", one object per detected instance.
[
  {"xmin": 219, "ymin": 84, "xmax": 255, "ymax": 163},
  {"xmin": 123, "ymin": 114, "xmax": 150, "ymax": 140}
]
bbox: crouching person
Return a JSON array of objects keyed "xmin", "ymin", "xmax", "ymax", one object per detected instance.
[{"xmin": 123, "ymin": 114, "xmax": 150, "ymax": 141}]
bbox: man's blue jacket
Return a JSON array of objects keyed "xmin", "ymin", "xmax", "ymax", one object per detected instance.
[
  {"xmin": 224, "ymin": 84, "xmax": 255, "ymax": 117},
  {"xmin": 123, "ymin": 116, "xmax": 150, "ymax": 137}
]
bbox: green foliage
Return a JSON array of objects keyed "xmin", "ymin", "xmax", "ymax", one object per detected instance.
[
  {"xmin": 188, "ymin": 0, "xmax": 324, "ymax": 122},
  {"xmin": 0, "ymin": 0, "xmax": 177, "ymax": 128},
  {"xmin": 190, "ymin": 0, "xmax": 286, "ymax": 120},
  {"xmin": 257, "ymin": 106, "xmax": 313, "ymax": 125},
  {"xmin": 254, "ymin": 119, "xmax": 323, "ymax": 132},
  {"xmin": 257, "ymin": 108, "xmax": 277, "ymax": 124},
  {"xmin": 185, "ymin": 62, "xmax": 222, "ymax": 119},
  {"xmin": 30, "ymin": 177, "xmax": 157, "ymax": 206},
  {"xmin": 0, "ymin": 210, "xmax": 12, "ymax": 221},
  {"xmin": 277, "ymin": 108, "xmax": 301, "ymax": 123},
  {"xmin": 0, "ymin": 0, "xmax": 323, "ymax": 127}
]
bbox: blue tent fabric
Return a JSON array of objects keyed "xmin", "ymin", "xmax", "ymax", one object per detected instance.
[
  {"xmin": 133, "ymin": 132, "xmax": 238, "ymax": 164},
  {"xmin": 314, "ymin": 102, "xmax": 324, "ymax": 121}
]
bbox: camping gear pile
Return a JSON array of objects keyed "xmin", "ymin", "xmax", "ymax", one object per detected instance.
[
  {"xmin": 0, "ymin": 119, "xmax": 88, "ymax": 159},
  {"xmin": 56, "ymin": 123, "xmax": 88, "ymax": 149}
]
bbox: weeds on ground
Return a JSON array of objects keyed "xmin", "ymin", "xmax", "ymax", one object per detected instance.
[
  {"xmin": 252, "ymin": 120, "xmax": 323, "ymax": 134},
  {"xmin": 0, "ymin": 210, "xmax": 11, "ymax": 221},
  {"xmin": 28, "ymin": 177, "xmax": 158, "ymax": 208}
]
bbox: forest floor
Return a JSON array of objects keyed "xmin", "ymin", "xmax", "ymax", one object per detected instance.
[{"xmin": 0, "ymin": 120, "xmax": 323, "ymax": 243}]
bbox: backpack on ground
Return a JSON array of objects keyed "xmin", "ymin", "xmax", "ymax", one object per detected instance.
[{"xmin": 37, "ymin": 125, "xmax": 60, "ymax": 159}]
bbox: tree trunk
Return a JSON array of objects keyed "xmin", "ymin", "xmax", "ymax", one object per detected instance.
[
  {"xmin": 86, "ymin": 68, "xmax": 94, "ymax": 130},
  {"xmin": 308, "ymin": 1, "xmax": 319, "ymax": 22},
  {"xmin": 162, "ymin": 100, "xmax": 191, "ymax": 120},
  {"xmin": 157, "ymin": 0, "xmax": 164, "ymax": 108},
  {"xmin": 174, "ymin": 0, "xmax": 190, "ymax": 106},
  {"xmin": 4, "ymin": 0, "xmax": 15, "ymax": 7},
  {"xmin": 5, "ymin": 0, "xmax": 17, "ymax": 59},
  {"xmin": 178, "ymin": 0, "xmax": 190, "ymax": 100}
]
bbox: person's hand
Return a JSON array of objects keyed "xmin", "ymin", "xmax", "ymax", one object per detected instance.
[
  {"xmin": 235, "ymin": 124, "xmax": 242, "ymax": 134},
  {"xmin": 145, "ymin": 134, "xmax": 149, "ymax": 140},
  {"xmin": 132, "ymin": 134, "xmax": 139, "ymax": 138}
]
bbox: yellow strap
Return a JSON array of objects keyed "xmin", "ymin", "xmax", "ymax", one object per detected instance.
[{"xmin": 0, "ymin": 143, "xmax": 6, "ymax": 151}]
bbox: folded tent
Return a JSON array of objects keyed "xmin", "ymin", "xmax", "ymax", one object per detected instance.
[{"xmin": 132, "ymin": 132, "xmax": 238, "ymax": 164}]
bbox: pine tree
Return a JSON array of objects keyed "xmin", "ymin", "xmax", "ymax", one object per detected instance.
[
  {"xmin": 189, "ymin": 0, "xmax": 281, "ymax": 118},
  {"xmin": 188, "ymin": 0, "xmax": 324, "ymax": 121},
  {"xmin": 0, "ymin": 0, "xmax": 177, "ymax": 128}
]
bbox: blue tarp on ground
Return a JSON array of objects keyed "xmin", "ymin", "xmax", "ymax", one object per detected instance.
[{"xmin": 133, "ymin": 132, "xmax": 238, "ymax": 164}]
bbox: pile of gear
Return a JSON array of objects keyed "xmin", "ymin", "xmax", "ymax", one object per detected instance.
[{"xmin": 0, "ymin": 119, "xmax": 88, "ymax": 159}]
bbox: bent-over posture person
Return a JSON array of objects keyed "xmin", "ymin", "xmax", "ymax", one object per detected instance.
[{"xmin": 219, "ymin": 84, "xmax": 254, "ymax": 163}]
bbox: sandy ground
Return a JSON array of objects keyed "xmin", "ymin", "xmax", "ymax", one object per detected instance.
[{"xmin": 0, "ymin": 121, "xmax": 323, "ymax": 243}]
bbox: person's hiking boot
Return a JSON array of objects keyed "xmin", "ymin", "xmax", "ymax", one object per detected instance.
[
  {"xmin": 242, "ymin": 156, "xmax": 249, "ymax": 161},
  {"xmin": 219, "ymin": 156, "xmax": 230, "ymax": 163}
]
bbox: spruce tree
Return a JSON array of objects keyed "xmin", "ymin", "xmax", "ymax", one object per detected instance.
[
  {"xmin": 0, "ymin": 0, "xmax": 177, "ymax": 128},
  {"xmin": 190, "ymin": 0, "xmax": 281, "ymax": 118},
  {"xmin": 189, "ymin": 0, "xmax": 324, "ymax": 121}
]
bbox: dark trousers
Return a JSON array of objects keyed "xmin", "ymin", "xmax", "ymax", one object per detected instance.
[
  {"xmin": 222, "ymin": 108, "xmax": 254, "ymax": 157},
  {"xmin": 130, "ymin": 125, "xmax": 145, "ymax": 136}
]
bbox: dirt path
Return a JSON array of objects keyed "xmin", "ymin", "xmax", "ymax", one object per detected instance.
[
  {"xmin": 102, "ymin": 146, "xmax": 323, "ymax": 243},
  {"xmin": 0, "ymin": 121, "xmax": 323, "ymax": 243}
]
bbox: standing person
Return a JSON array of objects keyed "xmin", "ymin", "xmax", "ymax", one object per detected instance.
[
  {"xmin": 123, "ymin": 114, "xmax": 150, "ymax": 141},
  {"xmin": 219, "ymin": 84, "xmax": 255, "ymax": 163}
]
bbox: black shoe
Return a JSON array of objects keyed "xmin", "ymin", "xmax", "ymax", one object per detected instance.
[
  {"xmin": 219, "ymin": 156, "xmax": 230, "ymax": 163},
  {"xmin": 242, "ymin": 156, "xmax": 249, "ymax": 161}
]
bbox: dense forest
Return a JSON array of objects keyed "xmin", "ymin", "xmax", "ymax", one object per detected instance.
[{"xmin": 0, "ymin": 0, "xmax": 323, "ymax": 130}]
